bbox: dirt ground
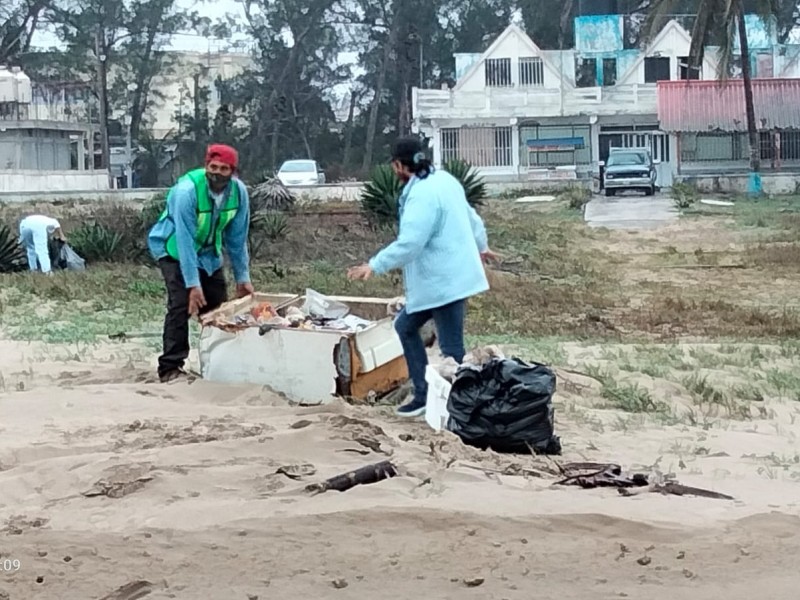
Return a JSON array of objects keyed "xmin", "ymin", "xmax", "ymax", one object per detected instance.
[{"xmin": 2, "ymin": 198, "xmax": 800, "ymax": 599}]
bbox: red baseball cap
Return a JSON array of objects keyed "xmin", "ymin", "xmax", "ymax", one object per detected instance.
[{"xmin": 205, "ymin": 144, "xmax": 239, "ymax": 169}]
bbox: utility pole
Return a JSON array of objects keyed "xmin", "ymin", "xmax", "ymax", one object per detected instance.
[
  {"xmin": 95, "ymin": 28, "xmax": 111, "ymax": 187},
  {"xmin": 126, "ymin": 83, "xmax": 136, "ymax": 189}
]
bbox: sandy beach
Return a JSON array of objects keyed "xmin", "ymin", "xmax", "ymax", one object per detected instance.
[{"xmin": 2, "ymin": 335, "xmax": 799, "ymax": 600}]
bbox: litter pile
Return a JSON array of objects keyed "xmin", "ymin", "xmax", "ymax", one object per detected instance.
[
  {"xmin": 426, "ymin": 346, "xmax": 562, "ymax": 456},
  {"xmin": 213, "ymin": 289, "xmax": 374, "ymax": 333}
]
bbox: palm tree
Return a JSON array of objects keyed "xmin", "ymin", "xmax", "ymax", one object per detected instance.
[{"xmin": 646, "ymin": 0, "xmax": 773, "ymax": 189}]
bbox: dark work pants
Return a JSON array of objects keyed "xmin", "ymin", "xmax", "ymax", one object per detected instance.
[
  {"xmin": 393, "ymin": 299, "xmax": 466, "ymax": 404},
  {"xmin": 157, "ymin": 258, "xmax": 227, "ymax": 377}
]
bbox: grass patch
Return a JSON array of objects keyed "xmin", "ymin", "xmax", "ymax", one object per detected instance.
[{"xmin": 600, "ymin": 378, "xmax": 670, "ymax": 415}]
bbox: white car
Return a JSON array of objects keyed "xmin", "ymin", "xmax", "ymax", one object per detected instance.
[{"xmin": 276, "ymin": 160, "xmax": 325, "ymax": 187}]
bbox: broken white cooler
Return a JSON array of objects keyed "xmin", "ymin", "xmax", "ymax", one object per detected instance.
[{"xmin": 198, "ymin": 292, "xmax": 408, "ymax": 405}]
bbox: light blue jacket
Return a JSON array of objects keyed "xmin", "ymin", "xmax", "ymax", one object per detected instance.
[
  {"xmin": 147, "ymin": 177, "xmax": 251, "ymax": 288},
  {"xmin": 369, "ymin": 169, "xmax": 490, "ymax": 314}
]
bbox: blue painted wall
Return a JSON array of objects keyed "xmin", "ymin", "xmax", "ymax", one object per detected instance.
[
  {"xmin": 574, "ymin": 15, "xmax": 635, "ymax": 86},
  {"xmin": 736, "ymin": 15, "xmax": 778, "ymax": 51},
  {"xmin": 574, "ymin": 15, "xmax": 624, "ymax": 54}
]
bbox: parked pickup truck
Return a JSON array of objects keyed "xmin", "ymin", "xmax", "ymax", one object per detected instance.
[{"xmin": 602, "ymin": 147, "xmax": 658, "ymax": 197}]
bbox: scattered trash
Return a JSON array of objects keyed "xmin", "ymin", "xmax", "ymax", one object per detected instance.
[
  {"xmin": 463, "ymin": 577, "xmax": 485, "ymax": 587},
  {"xmin": 554, "ymin": 462, "xmax": 734, "ymax": 500},
  {"xmin": 304, "ymin": 288, "xmax": 350, "ymax": 319},
  {"xmin": 331, "ymin": 578, "xmax": 349, "ymax": 589},
  {"xmin": 446, "ymin": 358, "xmax": 561, "ymax": 455},
  {"xmin": 515, "ymin": 195, "xmax": 556, "ymax": 204},
  {"xmin": 305, "ymin": 460, "xmax": 398, "ymax": 495},
  {"xmin": 700, "ymin": 199, "xmax": 735, "ymax": 207},
  {"xmin": 98, "ymin": 580, "xmax": 154, "ymax": 600},
  {"xmin": 212, "ymin": 290, "xmax": 374, "ymax": 334},
  {"xmin": 637, "ymin": 556, "xmax": 652, "ymax": 566},
  {"xmin": 276, "ymin": 464, "xmax": 317, "ymax": 480},
  {"xmin": 424, "ymin": 366, "xmax": 452, "ymax": 432},
  {"xmin": 82, "ymin": 463, "xmax": 154, "ymax": 499}
]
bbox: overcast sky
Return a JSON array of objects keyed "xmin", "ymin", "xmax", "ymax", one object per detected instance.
[{"xmin": 33, "ymin": 0, "xmax": 257, "ymax": 52}]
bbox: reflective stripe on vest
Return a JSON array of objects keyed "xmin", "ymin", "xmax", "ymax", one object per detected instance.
[{"xmin": 161, "ymin": 168, "xmax": 240, "ymax": 260}]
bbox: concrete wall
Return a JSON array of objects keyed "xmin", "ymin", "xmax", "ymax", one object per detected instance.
[
  {"xmin": 678, "ymin": 173, "xmax": 799, "ymax": 195},
  {"xmin": 0, "ymin": 170, "xmax": 110, "ymax": 194},
  {"xmin": 0, "ymin": 179, "xmax": 594, "ymax": 205},
  {"xmin": 0, "ymin": 129, "xmax": 74, "ymax": 170}
]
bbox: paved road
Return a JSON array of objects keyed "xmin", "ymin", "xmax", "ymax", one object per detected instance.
[{"xmin": 584, "ymin": 192, "xmax": 678, "ymax": 230}]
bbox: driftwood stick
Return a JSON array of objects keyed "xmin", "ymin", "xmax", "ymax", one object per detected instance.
[
  {"xmin": 305, "ymin": 460, "xmax": 398, "ymax": 495},
  {"xmin": 654, "ymin": 482, "xmax": 735, "ymax": 500}
]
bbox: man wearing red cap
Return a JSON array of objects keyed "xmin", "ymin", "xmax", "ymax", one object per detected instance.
[{"xmin": 148, "ymin": 144, "xmax": 254, "ymax": 382}]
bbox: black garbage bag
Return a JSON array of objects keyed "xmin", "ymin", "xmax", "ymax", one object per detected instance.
[{"xmin": 446, "ymin": 358, "xmax": 561, "ymax": 455}]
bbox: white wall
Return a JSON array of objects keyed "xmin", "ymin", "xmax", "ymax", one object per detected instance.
[
  {"xmin": 0, "ymin": 170, "xmax": 110, "ymax": 193},
  {"xmin": 458, "ymin": 30, "xmax": 562, "ymax": 92},
  {"xmin": 617, "ymin": 25, "xmax": 718, "ymax": 85}
]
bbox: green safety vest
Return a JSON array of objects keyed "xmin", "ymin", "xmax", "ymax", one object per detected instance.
[{"xmin": 161, "ymin": 168, "xmax": 240, "ymax": 259}]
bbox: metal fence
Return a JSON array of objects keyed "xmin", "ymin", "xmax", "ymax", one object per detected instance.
[
  {"xmin": 680, "ymin": 131, "xmax": 800, "ymax": 167},
  {"xmin": 441, "ymin": 126, "xmax": 513, "ymax": 167}
]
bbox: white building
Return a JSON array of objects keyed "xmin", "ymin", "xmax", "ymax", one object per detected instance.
[
  {"xmin": 0, "ymin": 66, "xmax": 107, "ymax": 193},
  {"xmin": 412, "ymin": 9, "xmax": 797, "ymax": 187},
  {"xmin": 142, "ymin": 50, "xmax": 253, "ymax": 139}
]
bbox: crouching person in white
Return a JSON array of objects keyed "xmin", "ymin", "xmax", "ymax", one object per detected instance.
[{"xmin": 19, "ymin": 215, "xmax": 66, "ymax": 274}]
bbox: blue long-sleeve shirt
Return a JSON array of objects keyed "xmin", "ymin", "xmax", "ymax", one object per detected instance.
[
  {"xmin": 369, "ymin": 169, "xmax": 490, "ymax": 314},
  {"xmin": 147, "ymin": 177, "xmax": 251, "ymax": 288}
]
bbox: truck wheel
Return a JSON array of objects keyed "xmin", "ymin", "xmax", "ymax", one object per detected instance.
[
  {"xmin": 605, "ymin": 188, "xmax": 616, "ymax": 197},
  {"xmin": 645, "ymin": 186, "xmax": 655, "ymax": 196}
]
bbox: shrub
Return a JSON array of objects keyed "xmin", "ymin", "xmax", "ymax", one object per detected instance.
[
  {"xmin": 443, "ymin": 158, "xmax": 487, "ymax": 206},
  {"xmin": 671, "ymin": 181, "xmax": 699, "ymax": 209},
  {"xmin": 360, "ymin": 160, "xmax": 487, "ymax": 225},
  {"xmin": 559, "ymin": 186, "xmax": 592, "ymax": 210},
  {"xmin": 360, "ymin": 165, "xmax": 403, "ymax": 226},
  {"xmin": 68, "ymin": 222, "xmax": 125, "ymax": 263},
  {"xmin": 250, "ymin": 178, "xmax": 295, "ymax": 212},
  {"xmin": 0, "ymin": 222, "xmax": 26, "ymax": 273},
  {"xmin": 141, "ymin": 192, "xmax": 167, "ymax": 230}
]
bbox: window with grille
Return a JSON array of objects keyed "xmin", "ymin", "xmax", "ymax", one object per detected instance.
[
  {"xmin": 485, "ymin": 58, "xmax": 512, "ymax": 87},
  {"xmin": 441, "ymin": 126, "xmax": 513, "ymax": 167},
  {"xmin": 519, "ymin": 57, "xmax": 545, "ymax": 87}
]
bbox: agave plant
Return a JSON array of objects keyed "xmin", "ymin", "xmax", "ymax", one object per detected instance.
[
  {"xmin": 250, "ymin": 177, "xmax": 295, "ymax": 212},
  {"xmin": 68, "ymin": 223, "xmax": 124, "ymax": 263},
  {"xmin": 360, "ymin": 159, "xmax": 487, "ymax": 225},
  {"xmin": 0, "ymin": 222, "xmax": 26, "ymax": 273},
  {"xmin": 443, "ymin": 159, "xmax": 487, "ymax": 207},
  {"xmin": 360, "ymin": 165, "xmax": 403, "ymax": 226}
]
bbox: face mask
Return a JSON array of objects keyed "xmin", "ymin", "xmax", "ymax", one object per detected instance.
[{"xmin": 207, "ymin": 173, "xmax": 231, "ymax": 189}]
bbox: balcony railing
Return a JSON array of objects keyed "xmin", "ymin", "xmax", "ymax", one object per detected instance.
[
  {"xmin": 0, "ymin": 101, "xmax": 94, "ymax": 124},
  {"xmin": 412, "ymin": 84, "xmax": 658, "ymax": 120}
]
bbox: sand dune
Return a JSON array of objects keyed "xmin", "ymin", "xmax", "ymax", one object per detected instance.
[{"xmin": 1, "ymin": 339, "xmax": 800, "ymax": 599}]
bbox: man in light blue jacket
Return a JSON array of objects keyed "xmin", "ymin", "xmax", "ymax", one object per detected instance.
[{"xmin": 348, "ymin": 137, "xmax": 497, "ymax": 417}]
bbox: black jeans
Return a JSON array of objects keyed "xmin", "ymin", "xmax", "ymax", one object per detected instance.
[
  {"xmin": 157, "ymin": 258, "xmax": 227, "ymax": 377},
  {"xmin": 393, "ymin": 299, "xmax": 467, "ymax": 404}
]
